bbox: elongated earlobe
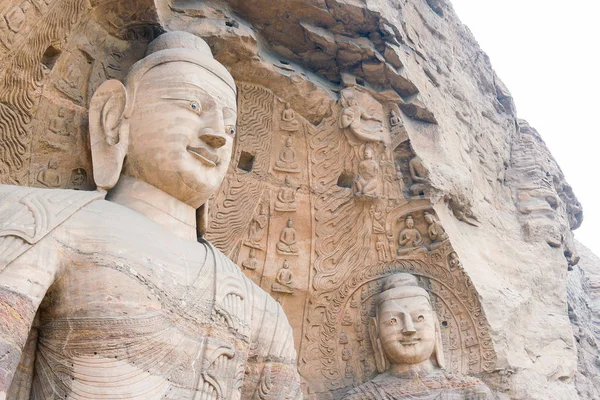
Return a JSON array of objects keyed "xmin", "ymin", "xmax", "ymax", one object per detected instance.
[
  {"xmin": 369, "ymin": 317, "xmax": 389, "ymax": 373},
  {"xmin": 89, "ymin": 79, "xmax": 129, "ymax": 191},
  {"xmin": 432, "ymin": 314, "xmax": 446, "ymax": 369}
]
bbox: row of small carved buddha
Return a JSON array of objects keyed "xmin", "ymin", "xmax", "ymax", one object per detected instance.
[
  {"xmin": 242, "ymin": 249, "xmax": 295, "ymax": 295},
  {"xmin": 36, "ymin": 160, "xmax": 88, "ymax": 189}
]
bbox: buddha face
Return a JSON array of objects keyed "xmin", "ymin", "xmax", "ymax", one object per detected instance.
[
  {"xmin": 405, "ymin": 217, "xmax": 415, "ymax": 229},
  {"xmin": 121, "ymin": 61, "xmax": 236, "ymax": 208},
  {"xmin": 376, "ymin": 295, "xmax": 436, "ymax": 366},
  {"xmin": 424, "ymin": 213, "xmax": 434, "ymax": 224}
]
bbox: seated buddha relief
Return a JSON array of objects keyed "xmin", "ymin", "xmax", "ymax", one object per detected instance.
[{"xmin": 344, "ymin": 273, "xmax": 491, "ymax": 399}]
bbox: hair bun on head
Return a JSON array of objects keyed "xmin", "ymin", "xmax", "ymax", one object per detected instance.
[{"xmin": 145, "ymin": 31, "xmax": 213, "ymax": 58}]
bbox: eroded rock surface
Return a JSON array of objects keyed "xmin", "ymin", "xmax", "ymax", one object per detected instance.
[
  {"xmin": 0, "ymin": 0, "xmax": 594, "ymax": 398},
  {"xmin": 568, "ymin": 241, "xmax": 600, "ymax": 400}
]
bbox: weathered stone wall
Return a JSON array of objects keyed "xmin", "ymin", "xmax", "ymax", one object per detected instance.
[
  {"xmin": 568, "ymin": 241, "xmax": 600, "ymax": 399},
  {"xmin": 0, "ymin": 0, "xmax": 592, "ymax": 398}
]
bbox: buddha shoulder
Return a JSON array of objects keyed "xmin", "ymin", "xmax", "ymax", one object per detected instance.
[{"xmin": 209, "ymin": 244, "xmax": 297, "ymax": 361}]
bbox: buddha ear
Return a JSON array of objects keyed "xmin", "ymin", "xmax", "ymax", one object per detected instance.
[
  {"xmin": 369, "ymin": 317, "xmax": 389, "ymax": 373},
  {"xmin": 432, "ymin": 313, "xmax": 446, "ymax": 369},
  {"xmin": 89, "ymin": 79, "xmax": 129, "ymax": 191}
]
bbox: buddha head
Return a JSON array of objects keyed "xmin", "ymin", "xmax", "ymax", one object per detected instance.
[
  {"xmin": 405, "ymin": 215, "xmax": 415, "ymax": 229},
  {"xmin": 89, "ymin": 31, "xmax": 236, "ymax": 210},
  {"xmin": 369, "ymin": 273, "xmax": 445, "ymax": 375},
  {"xmin": 424, "ymin": 212, "xmax": 434, "ymax": 225}
]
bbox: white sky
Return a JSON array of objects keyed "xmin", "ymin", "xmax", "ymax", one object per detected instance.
[{"xmin": 450, "ymin": 0, "xmax": 600, "ymax": 256}]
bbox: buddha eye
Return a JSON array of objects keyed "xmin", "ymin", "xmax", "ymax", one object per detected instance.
[
  {"xmin": 190, "ymin": 101, "xmax": 201, "ymax": 112},
  {"xmin": 417, "ymin": 315, "xmax": 425, "ymax": 322},
  {"xmin": 226, "ymin": 126, "xmax": 236, "ymax": 136},
  {"xmin": 390, "ymin": 318, "xmax": 398, "ymax": 325}
]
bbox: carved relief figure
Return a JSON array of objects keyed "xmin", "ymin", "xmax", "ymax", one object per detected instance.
[
  {"xmin": 344, "ymin": 273, "xmax": 491, "ymax": 399},
  {"xmin": 274, "ymin": 136, "xmax": 301, "ymax": 173},
  {"xmin": 275, "ymin": 175, "xmax": 298, "ymax": 211},
  {"xmin": 389, "ymin": 109, "xmax": 402, "ymax": 129},
  {"xmin": 409, "ymin": 156, "xmax": 428, "ymax": 196},
  {"xmin": 242, "ymin": 248, "xmax": 258, "ymax": 270},
  {"xmin": 376, "ymin": 236, "xmax": 389, "ymax": 261},
  {"xmin": 69, "ymin": 168, "xmax": 87, "ymax": 189},
  {"xmin": 448, "ymin": 252, "xmax": 461, "ymax": 271},
  {"xmin": 276, "ymin": 218, "xmax": 299, "ymax": 255},
  {"xmin": 354, "ymin": 146, "xmax": 379, "ymax": 198},
  {"xmin": 397, "ymin": 215, "xmax": 425, "ymax": 255},
  {"xmin": 36, "ymin": 159, "xmax": 61, "ymax": 187},
  {"xmin": 342, "ymin": 347, "xmax": 352, "ymax": 361},
  {"xmin": 424, "ymin": 211, "xmax": 448, "ymax": 249},
  {"xmin": 342, "ymin": 310, "xmax": 353, "ymax": 326},
  {"xmin": 272, "ymin": 259, "xmax": 294, "ymax": 294},
  {"xmin": 0, "ymin": 32, "xmax": 301, "ymax": 400},
  {"xmin": 339, "ymin": 89, "xmax": 384, "ymax": 144},
  {"xmin": 339, "ymin": 331, "xmax": 349, "ymax": 345},
  {"xmin": 370, "ymin": 203, "xmax": 386, "ymax": 235},
  {"xmin": 380, "ymin": 152, "xmax": 402, "ymax": 200},
  {"xmin": 245, "ymin": 202, "xmax": 268, "ymax": 249},
  {"xmin": 280, "ymin": 102, "xmax": 300, "ymax": 132},
  {"xmin": 48, "ymin": 107, "xmax": 69, "ymax": 136}
]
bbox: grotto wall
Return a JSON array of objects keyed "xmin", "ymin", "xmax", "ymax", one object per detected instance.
[{"xmin": 0, "ymin": 0, "xmax": 591, "ymax": 398}]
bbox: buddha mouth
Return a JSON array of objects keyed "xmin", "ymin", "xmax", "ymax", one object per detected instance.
[
  {"xmin": 399, "ymin": 339, "xmax": 420, "ymax": 345},
  {"xmin": 187, "ymin": 146, "xmax": 219, "ymax": 167}
]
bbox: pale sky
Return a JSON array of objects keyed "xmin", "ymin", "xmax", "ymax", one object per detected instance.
[{"xmin": 450, "ymin": 0, "xmax": 600, "ymax": 256}]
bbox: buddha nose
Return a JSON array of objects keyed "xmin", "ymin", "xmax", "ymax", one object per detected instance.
[
  {"xmin": 402, "ymin": 315, "xmax": 416, "ymax": 335},
  {"xmin": 200, "ymin": 130, "xmax": 226, "ymax": 149}
]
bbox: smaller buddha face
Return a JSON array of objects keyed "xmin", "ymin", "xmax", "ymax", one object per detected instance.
[
  {"xmin": 48, "ymin": 159, "xmax": 59, "ymax": 169},
  {"xmin": 340, "ymin": 107, "xmax": 355, "ymax": 125},
  {"xmin": 405, "ymin": 217, "xmax": 415, "ymax": 229},
  {"xmin": 364, "ymin": 148, "xmax": 373, "ymax": 159},
  {"xmin": 424, "ymin": 213, "xmax": 434, "ymax": 224},
  {"xmin": 377, "ymin": 296, "xmax": 436, "ymax": 366}
]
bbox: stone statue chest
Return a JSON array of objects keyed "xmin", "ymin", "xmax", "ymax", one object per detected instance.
[{"xmin": 30, "ymin": 200, "xmax": 249, "ymax": 398}]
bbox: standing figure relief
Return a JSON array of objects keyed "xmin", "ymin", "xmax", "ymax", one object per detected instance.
[{"xmin": 0, "ymin": 32, "xmax": 301, "ymax": 400}]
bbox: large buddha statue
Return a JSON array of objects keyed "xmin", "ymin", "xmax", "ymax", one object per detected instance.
[
  {"xmin": 0, "ymin": 32, "xmax": 301, "ymax": 400},
  {"xmin": 344, "ymin": 273, "xmax": 491, "ymax": 399}
]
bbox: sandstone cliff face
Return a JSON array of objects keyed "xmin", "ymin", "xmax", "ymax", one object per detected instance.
[
  {"xmin": 568, "ymin": 241, "xmax": 600, "ymax": 399},
  {"xmin": 0, "ymin": 0, "xmax": 592, "ymax": 398}
]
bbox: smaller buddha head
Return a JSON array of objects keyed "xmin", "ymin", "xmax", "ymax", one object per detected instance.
[
  {"xmin": 424, "ymin": 212, "xmax": 434, "ymax": 225},
  {"xmin": 364, "ymin": 146, "xmax": 373, "ymax": 160},
  {"xmin": 369, "ymin": 273, "xmax": 445, "ymax": 374},
  {"xmin": 405, "ymin": 215, "xmax": 415, "ymax": 229},
  {"xmin": 286, "ymin": 218, "xmax": 293, "ymax": 228},
  {"xmin": 48, "ymin": 159, "xmax": 59, "ymax": 170}
]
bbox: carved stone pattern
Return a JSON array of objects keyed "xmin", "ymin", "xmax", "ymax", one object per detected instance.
[
  {"xmin": 0, "ymin": 0, "xmax": 88, "ymax": 185},
  {"xmin": 206, "ymin": 83, "xmax": 274, "ymax": 257}
]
